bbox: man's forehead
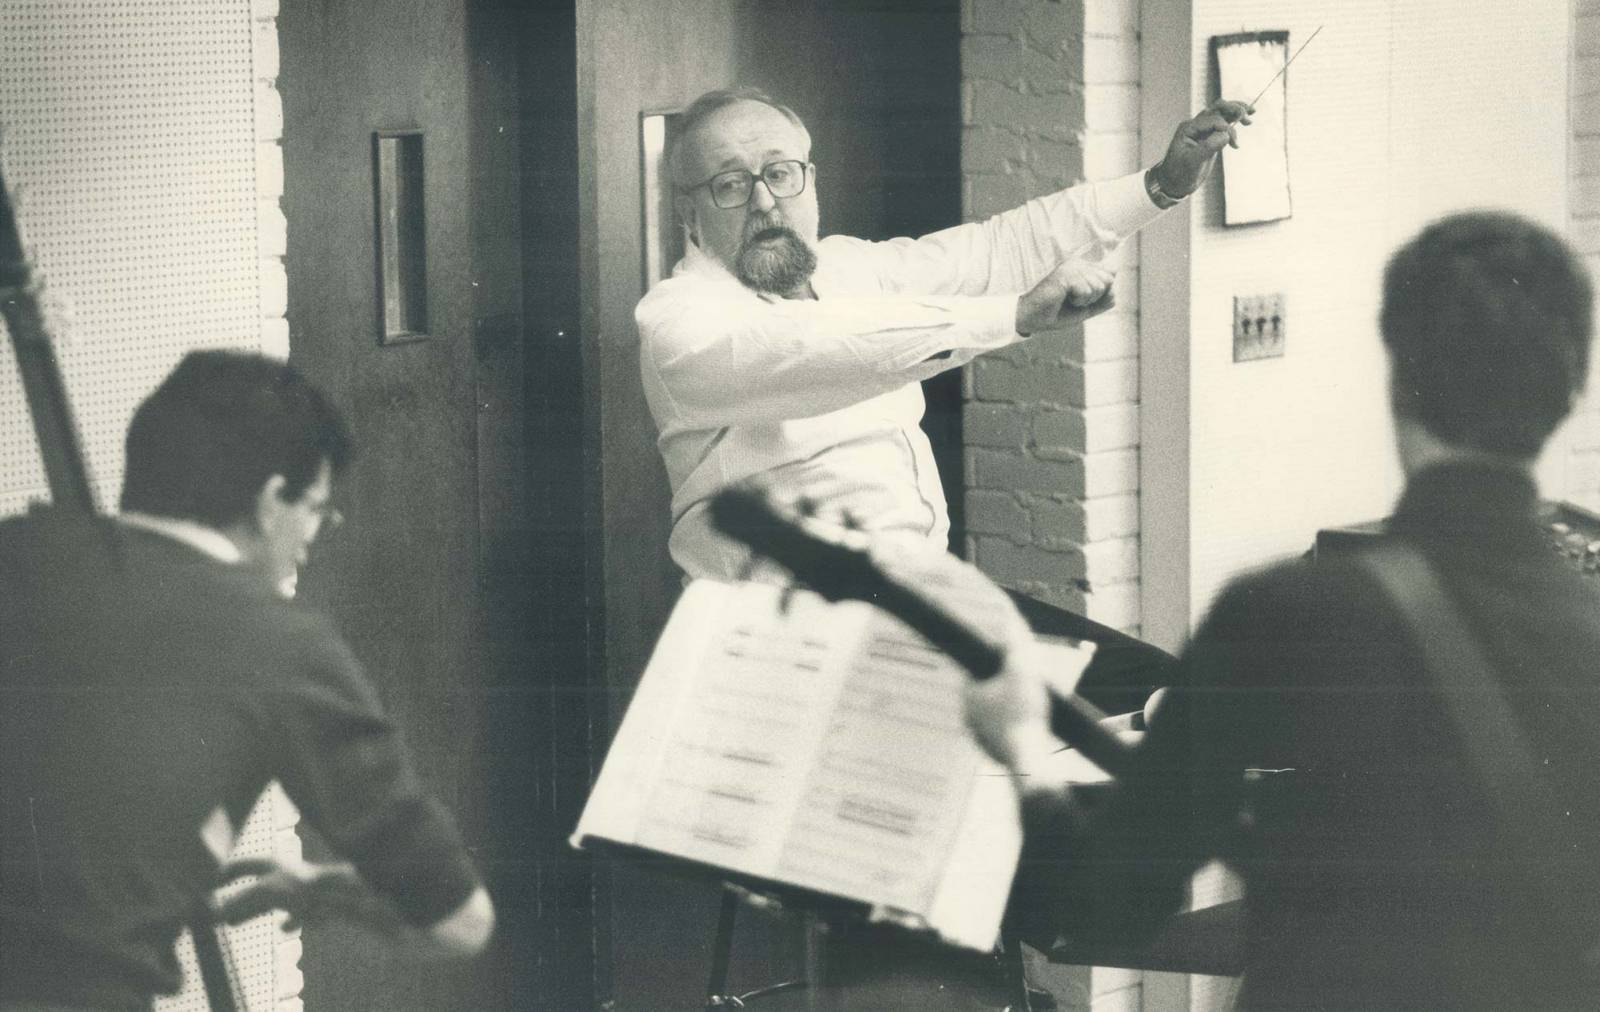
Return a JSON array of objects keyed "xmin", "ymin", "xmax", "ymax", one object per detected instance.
[{"xmin": 686, "ymin": 101, "xmax": 809, "ymax": 173}]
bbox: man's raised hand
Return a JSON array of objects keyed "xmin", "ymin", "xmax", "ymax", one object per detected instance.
[
  {"xmin": 1153, "ymin": 99, "xmax": 1254, "ymax": 199},
  {"xmin": 1016, "ymin": 258, "xmax": 1117, "ymax": 336}
]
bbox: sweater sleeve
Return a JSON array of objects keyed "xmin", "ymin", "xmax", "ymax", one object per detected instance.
[{"xmin": 265, "ymin": 616, "xmax": 481, "ymax": 927}]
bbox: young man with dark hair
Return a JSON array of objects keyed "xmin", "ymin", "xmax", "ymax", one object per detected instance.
[
  {"xmin": 0, "ymin": 351, "xmax": 493, "ymax": 1011},
  {"xmin": 966, "ymin": 211, "xmax": 1600, "ymax": 1010}
]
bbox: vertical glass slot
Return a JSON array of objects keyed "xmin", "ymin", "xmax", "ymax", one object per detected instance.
[{"xmin": 374, "ymin": 131, "xmax": 428, "ymax": 342}]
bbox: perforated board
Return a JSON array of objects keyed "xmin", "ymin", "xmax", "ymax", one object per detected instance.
[
  {"xmin": 0, "ymin": 4, "xmax": 287, "ymax": 1011},
  {"xmin": 0, "ymin": 0, "xmax": 262, "ymax": 516}
]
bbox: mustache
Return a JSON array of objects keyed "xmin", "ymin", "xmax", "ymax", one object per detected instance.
[{"xmin": 742, "ymin": 216, "xmax": 798, "ymax": 247}]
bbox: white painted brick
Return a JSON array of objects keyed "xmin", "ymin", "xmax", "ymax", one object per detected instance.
[
  {"xmin": 255, "ymin": 82, "xmax": 283, "ymax": 141},
  {"xmin": 969, "ymin": 0, "xmax": 1078, "ymax": 42},
  {"xmin": 1083, "ymin": 35, "xmax": 1139, "ymax": 85},
  {"xmin": 1571, "ymin": 216, "xmax": 1600, "ymax": 256},
  {"xmin": 1580, "ymin": 14, "xmax": 1600, "ymax": 57},
  {"xmin": 1091, "ymin": 967, "xmax": 1144, "ymax": 1001},
  {"xmin": 260, "ymin": 318, "xmax": 290, "ymax": 361},
  {"xmin": 259, "ymin": 258, "xmax": 289, "ymax": 318},
  {"xmin": 1083, "ymin": 402, "xmax": 1139, "ymax": 453},
  {"xmin": 274, "ymin": 936, "xmax": 304, "ymax": 998},
  {"xmin": 1084, "ymin": 448, "xmax": 1138, "ymax": 497},
  {"xmin": 1085, "ymin": 0, "xmax": 1138, "ymax": 37},
  {"xmin": 1084, "ymin": 493, "xmax": 1139, "ymax": 541},
  {"xmin": 1107, "ymin": 260, "xmax": 1139, "ymax": 302},
  {"xmin": 1573, "ymin": 136, "xmax": 1600, "ymax": 177},
  {"xmin": 1572, "ymin": 176, "xmax": 1600, "ymax": 214},
  {"xmin": 1569, "ymin": 408, "xmax": 1600, "ymax": 451},
  {"xmin": 256, "ymin": 142, "xmax": 284, "ymax": 197},
  {"xmin": 1083, "ymin": 130, "xmax": 1139, "ymax": 179},
  {"xmin": 1084, "ymin": 536, "xmax": 1139, "ymax": 584},
  {"xmin": 1082, "ymin": 356, "xmax": 1138, "ymax": 407},
  {"xmin": 1084, "ymin": 577, "xmax": 1140, "ymax": 629},
  {"xmin": 271, "ymin": 784, "xmax": 300, "ymax": 831},
  {"xmin": 1575, "ymin": 90, "xmax": 1600, "ymax": 137},
  {"xmin": 271, "ymin": 824, "xmax": 300, "ymax": 865},
  {"xmin": 1578, "ymin": 56, "xmax": 1600, "ymax": 98},
  {"xmin": 253, "ymin": 21, "xmax": 280, "ymax": 81},
  {"xmin": 1572, "ymin": 449, "xmax": 1600, "ymax": 494},
  {"xmin": 258, "ymin": 200, "xmax": 287, "ymax": 257},
  {"xmin": 1083, "ymin": 310, "xmax": 1139, "ymax": 361},
  {"xmin": 1084, "ymin": 83, "xmax": 1139, "ymax": 132}
]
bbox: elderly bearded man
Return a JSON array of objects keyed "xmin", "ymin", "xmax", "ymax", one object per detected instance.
[{"xmin": 637, "ymin": 86, "xmax": 1251, "ymax": 713}]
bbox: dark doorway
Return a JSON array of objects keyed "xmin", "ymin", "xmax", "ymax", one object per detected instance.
[{"xmin": 277, "ymin": 0, "xmax": 593, "ymax": 1007}]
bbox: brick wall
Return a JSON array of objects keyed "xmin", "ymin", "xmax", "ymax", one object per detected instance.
[
  {"xmin": 250, "ymin": 3, "xmax": 307, "ymax": 1008},
  {"xmin": 961, "ymin": 0, "xmax": 1145, "ymax": 635},
  {"xmin": 1571, "ymin": 0, "xmax": 1600, "ymax": 509}
]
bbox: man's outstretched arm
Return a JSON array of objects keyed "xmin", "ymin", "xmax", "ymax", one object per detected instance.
[{"xmin": 213, "ymin": 857, "xmax": 495, "ymax": 959}]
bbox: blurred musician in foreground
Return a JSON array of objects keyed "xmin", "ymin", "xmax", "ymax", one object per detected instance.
[
  {"xmin": 0, "ymin": 351, "xmax": 493, "ymax": 1011},
  {"xmin": 966, "ymin": 211, "xmax": 1600, "ymax": 1009}
]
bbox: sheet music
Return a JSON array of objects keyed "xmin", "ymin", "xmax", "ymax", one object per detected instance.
[
  {"xmin": 632, "ymin": 584, "xmax": 866, "ymax": 877},
  {"xmin": 572, "ymin": 576, "xmax": 1069, "ymax": 950},
  {"xmin": 775, "ymin": 621, "xmax": 981, "ymax": 914}
]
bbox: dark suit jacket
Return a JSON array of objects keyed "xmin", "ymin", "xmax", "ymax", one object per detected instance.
[
  {"xmin": 0, "ymin": 508, "xmax": 481, "ymax": 1009},
  {"xmin": 1013, "ymin": 462, "xmax": 1600, "ymax": 1010}
]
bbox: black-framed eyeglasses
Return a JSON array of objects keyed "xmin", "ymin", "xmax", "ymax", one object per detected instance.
[{"xmin": 685, "ymin": 159, "xmax": 810, "ymax": 209}]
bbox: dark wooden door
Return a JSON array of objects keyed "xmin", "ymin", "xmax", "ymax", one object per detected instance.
[{"xmin": 278, "ymin": 0, "xmax": 594, "ymax": 1007}]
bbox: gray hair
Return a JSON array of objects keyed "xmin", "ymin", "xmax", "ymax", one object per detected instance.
[{"xmin": 667, "ymin": 86, "xmax": 812, "ymax": 190}]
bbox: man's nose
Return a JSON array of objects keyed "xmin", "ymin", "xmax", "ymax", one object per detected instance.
[{"xmin": 748, "ymin": 178, "xmax": 778, "ymax": 211}]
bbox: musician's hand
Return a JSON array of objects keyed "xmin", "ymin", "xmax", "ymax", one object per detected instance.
[
  {"xmin": 211, "ymin": 856, "xmax": 404, "ymax": 935},
  {"xmin": 963, "ymin": 640, "xmax": 1065, "ymax": 773},
  {"xmin": 866, "ymin": 538, "xmax": 1031, "ymax": 656},
  {"xmin": 1016, "ymin": 258, "xmax": 1116, "ymax": 336}
]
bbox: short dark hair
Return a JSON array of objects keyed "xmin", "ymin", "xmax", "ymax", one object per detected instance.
[
  {"xmin": 667, "ymin": 86, "xmax": 810, "ymax": 190},
  {"xmin": 1381, "ymin": 211, "xmax": 1593, "ymax": 458},
  {"xmin": 120, "ymin": 350, "xmax": 352, "ymax": 527}
]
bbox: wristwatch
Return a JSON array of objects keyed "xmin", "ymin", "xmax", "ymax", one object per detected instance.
[{"xmin": 1144, "ymin": 166, "xmax": 1182, "ymax": 210}]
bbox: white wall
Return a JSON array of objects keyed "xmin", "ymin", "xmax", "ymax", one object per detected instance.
[
  {"xmin": 1154, "ymin": 1, "xmax": 1571, "ymax": 626},
  {"xmin": 1570, "ymin": 0, "xmax": 1600, "ymax": 511}
]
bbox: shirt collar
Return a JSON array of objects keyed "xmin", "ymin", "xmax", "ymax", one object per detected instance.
[
  {"xmin": 119, "ymin": 511, "xmax": 243, "ymax": 564},
  {"xmin": 675, "ymin": 239, "xmax": 736, "ymax": 282}
]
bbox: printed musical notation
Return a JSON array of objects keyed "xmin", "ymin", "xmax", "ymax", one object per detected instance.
[{"xmin": 572, "ymin": 579, "xmax": 1051, "ymax": 950}]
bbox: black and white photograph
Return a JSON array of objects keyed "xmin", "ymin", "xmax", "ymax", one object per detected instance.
[{"xmin": 3, "ymin": 2, "xmax": 1599, "ymax": 1010}]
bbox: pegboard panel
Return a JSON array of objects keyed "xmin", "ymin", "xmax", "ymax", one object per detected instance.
[
  {"xmin": 0, "ymin": 4, "xmax": 288, "ymax": 1010},
  {"xmin": 158, "ymin": 785, "xmax": 300, "ymax": 1012},
  {"xmin": 0, "ymin": 0, "xmax": 262, "ymax": 516}
]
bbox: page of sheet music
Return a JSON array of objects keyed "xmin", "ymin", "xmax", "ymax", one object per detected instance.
[
  {"xmin": 773, "ymin": 615, "xmax": 984, "ymax": 914},
  {"xmin": 573, "ymin": 574, "xmax": 1091, "ymax": 949},
  {"xmin": 630, "ymin": 582, "xmax": 870, "ymax": 879}
]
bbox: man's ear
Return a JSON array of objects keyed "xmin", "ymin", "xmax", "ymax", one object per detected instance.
[
  {"xmin": 253, "ymin": 473, "xmax": 290, "ymax": 531},
  {"xmin": 674, "ymin": 194, "xmax": 698, "ymax": 246}
]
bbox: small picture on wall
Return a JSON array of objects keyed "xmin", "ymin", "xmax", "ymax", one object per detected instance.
[
  {"xmin": 1212, "ymin": 31, "xmax": 1293, "ymax": 226},
  {"xmin": 641, "ymin": 111, "xmax": 686, "ymax": 287}
]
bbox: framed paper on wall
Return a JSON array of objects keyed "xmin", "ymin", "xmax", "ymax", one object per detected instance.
[{"xmin": 1211, "ymin": 31, "xmax": 1293, "ymax": 226}]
